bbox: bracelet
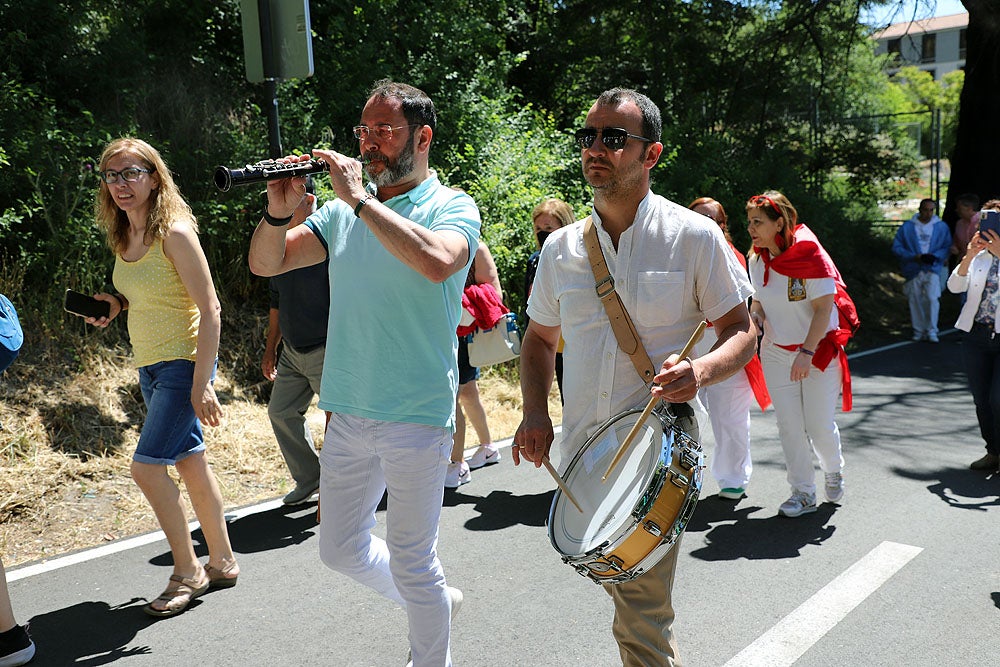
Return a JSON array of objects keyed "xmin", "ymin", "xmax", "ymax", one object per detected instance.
[
  {"xmin": 110, "ymin": 294, "xmax": 125, "ymax": 312},
  {"xmin": 354, "ymin": 194, "xmax": 374, "ymax": 217},
  {"xmin": 262, "ymin": 207, "xmax": 293, "ymax": 227},
  {"xmin": 799, "ymin": 346, "xmax": 815, "ymax": 356}
]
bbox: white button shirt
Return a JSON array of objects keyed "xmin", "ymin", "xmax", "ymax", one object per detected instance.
[{"xmin": 527, "ymin": 191, "xmax": 754, "ymax": 468}]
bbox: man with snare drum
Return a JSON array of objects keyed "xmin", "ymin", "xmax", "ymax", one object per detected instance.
[{"xmin": 514, "ymin": 88, "xmax": 756, "ymax": 666}]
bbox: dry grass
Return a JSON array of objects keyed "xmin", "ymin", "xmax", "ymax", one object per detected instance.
[{"xmin": 0, "ymin": 337, "xmax": 558, "ymax": 569}]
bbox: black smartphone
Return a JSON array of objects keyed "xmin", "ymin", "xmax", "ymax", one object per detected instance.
[
  {"xmin": 980, "ymin": 210, "xmax": 1000, "ymax": 238},
  {"xmin": 64, "ymin": 289, "xmax": 110, "ymax": 319}
]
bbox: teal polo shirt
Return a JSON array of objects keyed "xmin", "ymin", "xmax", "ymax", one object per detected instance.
[{"xmin": 305, "ymin": 174, "xmax": 481, "ymax": 430}]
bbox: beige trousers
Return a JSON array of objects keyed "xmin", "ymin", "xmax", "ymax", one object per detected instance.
[{"xmin": 604, "ymin": 538, "xmax": 682, "ymax": 667}]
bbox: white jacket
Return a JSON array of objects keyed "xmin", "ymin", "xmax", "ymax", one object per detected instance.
[{"xmin": 948, "ymin": 250, "xmax": 1000, "ymax": 332}]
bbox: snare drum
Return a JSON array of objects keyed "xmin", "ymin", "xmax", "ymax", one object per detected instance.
[{"xmin": 548, "ymin": 404, "xmax": 703, "ymax": 584}]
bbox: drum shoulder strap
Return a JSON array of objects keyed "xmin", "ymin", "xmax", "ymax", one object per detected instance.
[{"xmin": 582, "ymin": 216, "xmax": 656, "ymax": 383}]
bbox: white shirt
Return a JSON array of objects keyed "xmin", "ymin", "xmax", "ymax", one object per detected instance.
[
  {"xmin": 527, "ymin": 191, "xmax": 754, "ymax": 466},
  {"xmin": 915, "ymin": 219, "xmax": 934, "ymax": 254},
  {"xmin": 748, "ymin": 260, "xmax": 837, "ymax": 346}
]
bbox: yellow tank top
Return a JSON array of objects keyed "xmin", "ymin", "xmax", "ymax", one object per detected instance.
[{"xmin": 113, "ymin": 237, "xmax": 200, "ymax": 368}]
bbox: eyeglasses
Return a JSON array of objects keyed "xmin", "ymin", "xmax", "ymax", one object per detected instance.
[
  {"xmin": 99, "ymin": 167, "xmax": 153, "ymax": 184},
  {"xmin": 748, "ymin": 194, "xmax": 782, "ymax": 217},
  {"xmin": 353, "ymin": 124, "xmax": 421, "ymax": 142},
  {"xmin": 574, "ymin": 127, "xmax": 653, "ymax": 151}
]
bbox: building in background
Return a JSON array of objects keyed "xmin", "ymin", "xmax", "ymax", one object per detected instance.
[{"xmin": 873, "ymin": 12, "xmax": 968, "ymax": 79}]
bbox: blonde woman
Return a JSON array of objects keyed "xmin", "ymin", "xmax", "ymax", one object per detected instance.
[
  {"xmin": 84, "ymin": 138, "xmax": 239, "ymax": 617},
  {"xmin": 525, "ymin": 198, "xmax": 575, "ymax": 402}
]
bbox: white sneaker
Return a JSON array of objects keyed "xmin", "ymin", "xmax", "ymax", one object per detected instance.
[
  {"xmin": 912, "ymin": 332, "xmax": 924, "ymax": 342},
  {"xmin": 927, "ymin": 333, "xmax": 939, "ymax": 343},
  {"xmin": 824, "ymin": 472, "xmax": 845, "ymax": 503},
  {"xmin": 404, "ymin": 587, "xmax": 463, "ymax": 666},
  {"xmin": 467, "ymin": 444, "xmax": 500, "ymax": 470},
  {"xmin": 778, "ymin": 491, "xmax": 817, "ymax": 517},
  {"xmin": 447, "ymin": 585, "xmax": 463, "ymax": 620},
  {"xmin": 444, "ymin": 460, "xmax": 471, "ymax": 489}
]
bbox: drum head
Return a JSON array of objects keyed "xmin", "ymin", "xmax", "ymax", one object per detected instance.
[{"xmin": 550, "ymin": 409, "xmax": 669, "ymax": 557}]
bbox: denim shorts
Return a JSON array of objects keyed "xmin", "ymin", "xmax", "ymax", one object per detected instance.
[
  {"xmin": 457, "ymin": 336, "xmax": 480, "ymax": 385},
  {"xmin": 134, "ymin": 359, "xmax": 214, "ymax": 465}
]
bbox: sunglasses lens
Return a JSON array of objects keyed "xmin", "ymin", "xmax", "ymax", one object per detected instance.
[
  {"xmin": 574, "ymin": 129, "xmax": 596, "ymax": 149},
  {"xmin": 602, "ymin": 129, "xmax": 627, "ymax": 150}
]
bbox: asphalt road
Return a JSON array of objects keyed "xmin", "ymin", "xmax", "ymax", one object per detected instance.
[{"xmin": 8, "ymin": 332, "xmax": 998, "ymax": 666}]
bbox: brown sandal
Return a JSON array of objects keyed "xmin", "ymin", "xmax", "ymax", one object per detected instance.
[
  {"xmin": 143, "ymin": 571, "xmax": 210, "ymax": 618},
  {"xmin": 205, "ymin": 561, "xmax": 239, "ymax": 589}
]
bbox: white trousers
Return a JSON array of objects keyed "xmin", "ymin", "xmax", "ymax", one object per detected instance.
[
  {"xmin": 903, "ymin": 270, "xmax": 942, "ymax": 337},
  {"xmin": 760, "ymin": 343, "xmax": 844, "ymax": 495},
  {"xmin": 698, "ymin": 369, "xmax": 754, "ymax": 489},
  {"xmin": 318, "ymin": 412, "xmax": 455, "ymax": 667}
]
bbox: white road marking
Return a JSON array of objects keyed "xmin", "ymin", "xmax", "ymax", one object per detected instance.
[
  {"xmin": 721, "ymin": 540, "xmax": 923, "ymax": 667},
  {"xmin": 7, "ymin": 429, "xmax": 566, "ymax": 583},
  {"xmin": 6, "ymin": 499, "xmax": 282, "ymax": 583}
]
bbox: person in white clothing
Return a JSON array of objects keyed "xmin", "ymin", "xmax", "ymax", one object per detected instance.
[
  {"xmin": 746, "ymin": 191, "xmax": 848, "ymax": 518},
  {"xmin": 947, "ymin": 198, "xmax": 1000, "ymax": 472},
  {"xmin": 514, "ymin": 88, "xmax": 756, "ymax": 667},
  {"xmin": 688, "ymin": 197, "xmax": 771, "ymax": 500}
]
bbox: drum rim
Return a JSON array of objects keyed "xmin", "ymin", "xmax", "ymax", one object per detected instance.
[
  {"xmin": 547, "ymin": 404, "xmax": 674, "ymax": 555},
  {"xmin": 564, "ymin": 447, "xmax": 704, "ymax": 584}
]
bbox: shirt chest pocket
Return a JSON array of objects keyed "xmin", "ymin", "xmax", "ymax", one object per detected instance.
[{"xmin": 635, "ymin": 271, "xmax": 686, "ymax": 327}]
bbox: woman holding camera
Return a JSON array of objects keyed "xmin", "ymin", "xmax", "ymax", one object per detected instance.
[
  {"xmin": 86, "ymin": 137, "xmax": 239, "ymax": 617},
  {"xmin": 947, "ymin": 199, "xmax": 1000, "ymax": 472}
]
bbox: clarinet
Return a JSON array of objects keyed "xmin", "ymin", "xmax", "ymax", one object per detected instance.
[{"xmin": 213, "ymin": 159, "xmax": 328, "ymax": 192}]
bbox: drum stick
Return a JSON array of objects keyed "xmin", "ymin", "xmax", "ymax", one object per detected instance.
[
  {"xmin": 602, "ymin": 320, "xmax": 707, "ymax": 483},
  {"xmin": 542, "ymin": 456, "xmax": 584, "ymax": 513}
]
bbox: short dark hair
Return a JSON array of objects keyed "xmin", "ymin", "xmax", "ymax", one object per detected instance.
[
  {"xmin": 368, "ymin": 79, "xmax": 436, "ymax": 133},
  {"xmin": 957, "ymin": 192, "xmax": 980, "ymax": 208},
  {"xmin": 918, "ymin": 198, "xmax": 935, "ymax": 210},
  {"xmin": 595, "ymin": 88, "xmax": 661, "ymax": 143}
]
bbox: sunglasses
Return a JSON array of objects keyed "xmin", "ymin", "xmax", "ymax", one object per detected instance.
[
  {"xmin": 574, "ymin": 127, "xmax": 653, "ymax": 151},
  {"xmin": 748, "ymin": 194, "xmax": 782, "ymax": 217},
  {"xmin": 353, "ymin": 124, "xmax": 421, "ymax": 142},
  {"xmin": 99, "ymin": 167, "xmax": 154, "ymax": 184}
]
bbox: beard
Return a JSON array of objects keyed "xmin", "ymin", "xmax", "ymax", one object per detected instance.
[
  {"xmin": 584, "ymin": 153, "xmax": 645, "ymax": 199},
  {"xmin": 364, "ymin": 136, "xmax": 416, "ymax": 188}
]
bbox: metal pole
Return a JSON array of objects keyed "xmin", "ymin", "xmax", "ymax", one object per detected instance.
[
  {"xmin": 259, "ymin": 0, "xmax": 283, "ymax": 158},
  {"xmin": 934, "ymin": 108, "xmax": 942, "ymax": 207}
]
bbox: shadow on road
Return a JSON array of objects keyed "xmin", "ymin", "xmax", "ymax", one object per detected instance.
[
  {"xmin": 891, "ymin": 466, "xmax": 1000, "ymax": 510},
  {"xmin": 149, "ymin": 502, "xmax": 319, "ymax": 566},
  {"xmin": 25, "ymin": 597, "xmax": 157, "ymax": 665},
  {"xmin": 686, "ymin": 495, "xmax": 839, "ymax": 561},
  {"xmin": 445, "ymin": 488, "xmax": 554, "ymax": 531}
]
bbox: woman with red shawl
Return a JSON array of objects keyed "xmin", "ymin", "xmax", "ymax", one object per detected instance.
[{"xmin": 746, "ymin": 191, "xmax": 848, "ymax": 518}]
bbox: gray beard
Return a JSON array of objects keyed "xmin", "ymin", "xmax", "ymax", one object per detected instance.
[{"xmin": 366, "ymin": 140, "xmax": 415, "ymax": 188}]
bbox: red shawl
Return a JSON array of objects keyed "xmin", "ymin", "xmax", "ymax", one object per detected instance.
[{"xmin": 754, "ymin": 224, "xmax": 855, "ymax": 411}]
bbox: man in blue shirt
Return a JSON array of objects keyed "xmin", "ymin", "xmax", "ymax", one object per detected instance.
[
  {"xmin": 249, "ymin": 80, "xmax": 479, "ymax": 667},
  {"xmin": 892, "ymin": 198, "xmax": 952, "ymax": 342}
]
